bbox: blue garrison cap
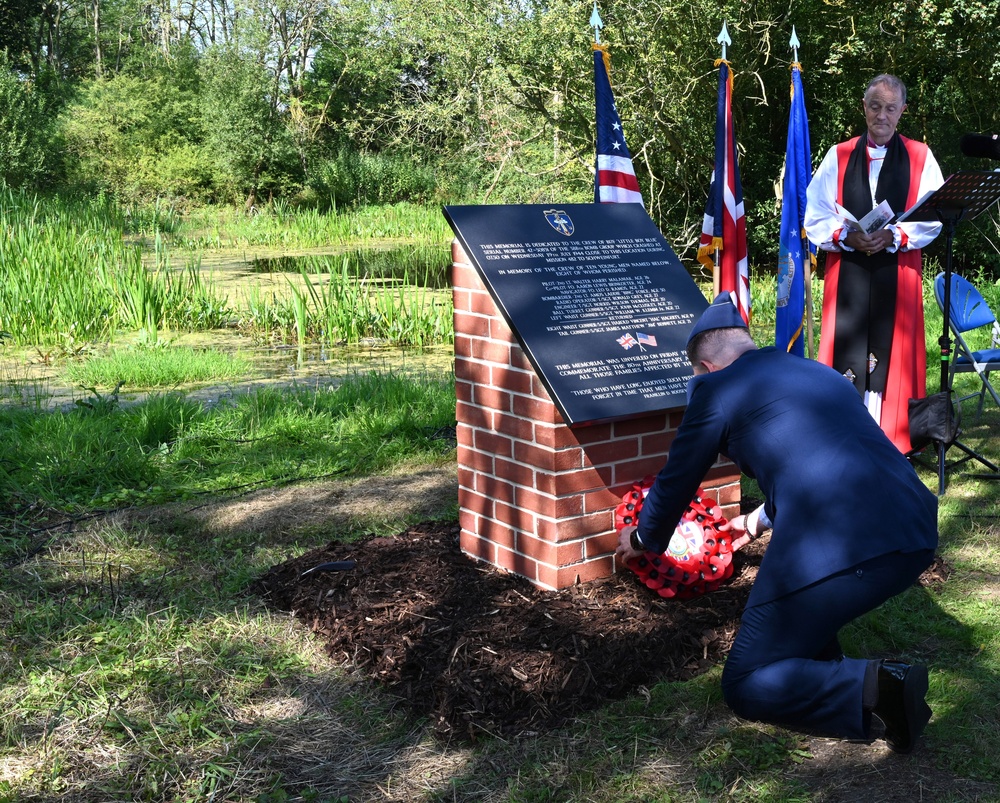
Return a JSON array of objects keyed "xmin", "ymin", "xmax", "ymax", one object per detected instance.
[{"xmin": 686, "ymin": 292, "xmax": 747, "ymax": 345}]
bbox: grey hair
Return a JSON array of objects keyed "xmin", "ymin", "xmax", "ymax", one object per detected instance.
[{"xmin": 865, "ymin": 74, "xmax": 907, "ymax": 104}]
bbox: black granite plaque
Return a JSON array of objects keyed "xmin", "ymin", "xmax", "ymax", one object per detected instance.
[{"xmin": 444, "ymin": 203, "xmax": 709, "ymax": 426}]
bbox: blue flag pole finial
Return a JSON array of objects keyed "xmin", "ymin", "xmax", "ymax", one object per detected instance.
[
  {"xmin": 717, "ymin": 21, "xmax": 731, "ymax": 60},
  {"xmin": 789, "ymin": 25, "xmax": 800, "ymax": 63},
  {"xmin": 591, "ymin": 2, "xmax": 604, "ymax": 44}
]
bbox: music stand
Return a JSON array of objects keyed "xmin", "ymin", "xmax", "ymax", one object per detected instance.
[{"xmin": 897, "ymin": 170, "xmax": 1000, "ymax": 492}]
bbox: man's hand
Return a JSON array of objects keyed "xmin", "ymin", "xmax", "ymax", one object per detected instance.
[
  {"xmin": 727, "ymin": 506, "xmax": 769, "ymax": 552},
  {"xmin": 843, "ymin": 228, "xmax": 893, "ymax": 256},
  {"xmin": 615, "ymin": 525, "xmax": 646, "ymax": 564},
  {"xmin": 726, "ymin": 515, "xmax": 755, "ymax": 552}
]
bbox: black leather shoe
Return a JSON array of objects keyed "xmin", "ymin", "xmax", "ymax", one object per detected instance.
[{"xmin": 872, "ymin": 660, "xmax": 932, "ymax": 753}]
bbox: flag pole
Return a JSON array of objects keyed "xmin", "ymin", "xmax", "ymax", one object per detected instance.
[
  {"xmin": 790, "ymin": 26, "xmax": 816, "ymax": 359},
  {"xmin": 590, "ymin": 1, "xmax": 602, "ymax": 43},
  {"xmin": 713, "ymin": 21, "xmax": 732, "ymax": 298}
]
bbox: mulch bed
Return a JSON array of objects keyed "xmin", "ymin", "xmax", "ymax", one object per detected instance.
[{"xmin": 253, "ymin": 520, "xmax": 950, "ymax": 744}]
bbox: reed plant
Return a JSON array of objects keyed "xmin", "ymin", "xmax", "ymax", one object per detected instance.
[
  {"xmin": 0, "ymin": 189, "xmax": 231, "ymax": 346},
  {"xmin": 171, "ymin": 200, "xmax": 452, "ymax": 250},
  {"xmin": 259, "ymin": 260, "xmax": 453, "ymax": 348}
]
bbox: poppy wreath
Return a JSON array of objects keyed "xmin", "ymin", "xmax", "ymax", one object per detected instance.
[{"xmin": 615, "ymin": 475, "xmax": 735, "ymax": 599}]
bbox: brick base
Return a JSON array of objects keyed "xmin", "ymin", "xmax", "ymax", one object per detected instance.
[{"xmin": 452, "ymin": 241, "xmax": 740, "ymax": 590}]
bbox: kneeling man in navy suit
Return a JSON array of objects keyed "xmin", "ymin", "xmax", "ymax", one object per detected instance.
[{"xmin": 616, "ymin": 293, "xmax": 938, "ymax": 753}]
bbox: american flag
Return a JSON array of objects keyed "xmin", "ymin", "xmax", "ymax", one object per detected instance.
[
  {"xmin": 697, "ymin": 58, "xmax": 750, "ymax": 324},
  {"xmin": 593, "ymin": 43, "xmax": 643, "ymax": 205},
  {"xmin": 617, "ymin": 333, "xmax": 638, "ymax": 350},
  {"xmin": 636, "ymin": 332, "xmax": 657, "ymax": 347}
]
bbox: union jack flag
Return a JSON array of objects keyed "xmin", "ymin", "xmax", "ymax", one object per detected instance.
[
  {"xmin": 697, "ymin": 58, "xmax": 749, "ymax": 324},
  {"xmin": 617, "ymin": 333, "xmax": 638, "ymax": 350},
  {"xmin": 594, "ymin": 43, "xmax": 643, "ymax": 205}
]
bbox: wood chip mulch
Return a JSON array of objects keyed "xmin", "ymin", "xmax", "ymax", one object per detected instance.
[
  {"xmin": 253, "ymin": 521, "xmax": 950, "ymax": 743},
  {"xmin": 253, "ymin": 520, "xmax": 761, "ymax": 742}
]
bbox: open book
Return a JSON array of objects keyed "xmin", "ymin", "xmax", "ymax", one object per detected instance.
[{"xmin": 836, "ymin": 199, "xmax": 894, "ymax": 234}]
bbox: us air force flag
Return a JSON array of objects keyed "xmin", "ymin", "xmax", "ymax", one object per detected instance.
[{"xmin": 775, "ymin": 62, "xmax": 814, "ymax": 357}]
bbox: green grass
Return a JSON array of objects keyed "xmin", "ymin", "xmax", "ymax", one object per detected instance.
[
  {"xmin": 63, "ymin": 344, "xmax": 255, "ymax": 388},
  {"xmin": 0, "ymin": 370, "xmax": 457, "ymax": 518}
]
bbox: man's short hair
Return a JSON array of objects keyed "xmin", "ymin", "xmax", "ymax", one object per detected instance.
[
  {"xmin": 687, "ymin": 326, "xmax": 755, "ymax": 366},
  {"xmin": 865, "ymin": 74, "xmax": 907, "ymax": 104}
]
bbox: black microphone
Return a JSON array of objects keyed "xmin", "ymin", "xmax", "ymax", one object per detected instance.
[{"xmin": 960, "ymin": 133, "xmax": 1000, "ymax": 159}]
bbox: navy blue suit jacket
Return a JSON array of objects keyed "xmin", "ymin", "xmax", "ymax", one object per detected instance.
[{"xmin": 637, "ymin": 347, "xmax": 938, "ymax": 608}]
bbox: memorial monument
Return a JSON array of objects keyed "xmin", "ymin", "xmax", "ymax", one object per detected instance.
[{"xmin": 445, "ymin": 203, "xmax": 742, "ymax": 590}]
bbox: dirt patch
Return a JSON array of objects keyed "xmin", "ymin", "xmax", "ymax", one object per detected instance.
[{"xmin": 253, "ymin": 518, "xmax": 952, "ymax": 748}]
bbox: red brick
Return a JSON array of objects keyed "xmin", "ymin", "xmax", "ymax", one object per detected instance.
[
  {"xmin": 510, "ymin": 393, "xmax": 559, "ymax": 424},
  {"xmin": 515, "ymin": 486, "xmax": 584, "ymax": 519},
  {"xmin": 470, "ymin": 338, "xmax": 513, "ymax": 365},
  {"xmin": 509, "ymin": 347, "xmax": 534, "ymax": 372},
  {"xmin": 494, "ymin": 546, "xmax": 538, "ymax": 582},
  {"xmin": 469, "ymin": 291, "xmax": 499, "ymax": 317},
  {"xmin": 583, "ymin": 487, "xmax": 623, "ymax": 514},
  {"xmin": 454, "ymin": 310, "xmax": 491, "ymax": 338},
  {"xmin": 570, "ymin": 423, "xmax": 615, "ymax": 445},
  {"xmin": 581, "ymin": 438, "xmax": 640, "ymax": 468},
  {"xmin": 477, "ymin": 516, "xmax": 518, "ymax": 550},
  {"xmin": 458, "ymin": 507, "xmax": 478, "ymax": 537},
  {"xmin": 478, "ymin": 474, "xmax": 516, "ymax": 504},
  {"xmin": 534, "ymin": 423, "xmax": 585, "ymax": 450},
  {"xmin": 473, "ymin": 429, "xmax": 513, "ymax": 457},
  {"xmin": 450, "ymin": 259, "xmax": 476, "ymax": 282},
  {"xmin": 458, "ymin": 447, "xmax": 494, "ymax": 474},
  {"xmin": 544, "ymin": 466, "xmax": 605, "ymax": 497},
  {"xmin": 456, "ymin": 425, "xmax": 474, "ymax": 449},
  {"xmin": 537, "ymin": 556, "xmax": 616, "ymax": 590},
  {"xmin": 495, "ymin": 500, "xmax": 536, "ymax": 532},
  {"xmin": 707, "ymin": 481, "xmax": 741, "ymax": 506},
  {"xmin": 473, "ymin": 385, "xmax": 513, "ymax": 412},
  {"xmin": 514, "ymin": 440, "xmax": 583, "ymax": 472},
  {"xmin": 456, "ymin": 401, "xmax": 491, "ymax": 430},
  {"xmin": 492, "ymin": 365, "xmax": 534, "ymax": 395},
  {"xmin": 489, "ymin": 317, "xmax": 515, "ymax": 342},
  {"xmin": 451, "ymin": 242, "xmax": 473, "ymax": 266},
  {"xmin": 459, "ymin": 531, "xmax": 493, "ymax": 562},
  {"xmin": 453, "ymin": 355, "xmax": 481, "ymax": 382},
  {"xmin": 457, "ymin": 466, "xmax": 477, "ymax": 492},
  {"xmin": 493, "ymin": 411, "xmax": 535, "ymax": 442},
  {"xmin": 640, "ymin": 431, "xmax": 675, "ymax": 458},
  {"xmin": 551, "ymin": 511, "xmax": 612, "ymax": 541},
  {"xmin": 613, "ymin": 457, "xmax": 674, "ymax": 485},
  {"xmin": 454, "ymin": 334, "xmax": 473, "ymax": 359},
  {"xmin": 454, "ymin": 377, "xmax": 475, "ymax": 403},
  {"xmin": 530, "ymin": 375, "xmax": 550, "ymax": 397},
  {"xmin": 493, "ymin": 456, "xmax": 537, "ymax": 488},
  {"xmin": 461, "ymin": 489, "xmax": 493, "ymax": 517},
  {"xmin": 452, "ymin": 287, "xmax": 473, "ymax": 313},
  {"xmin": 584, "ymin": 529, "xmax": 620, "ymax": 558},
  {"xmin": 613, "ymin": 415, "xmax": 670, "ymax": 438},
  {"xmin": 517, "ymin": 532, "xmax": 583, "ymax": 565}
]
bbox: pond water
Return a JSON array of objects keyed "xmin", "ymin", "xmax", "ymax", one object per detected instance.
[
  {"xmin": 0, "ymin": 333, "xmax": 456, "ymax": 412},
  {"xmin": 2, "ymin": 241, "xmax": 457, "ymax": 411},
  {"xmin": 172, "ymin": 240, "xmax": 452, "ymax": 303}
]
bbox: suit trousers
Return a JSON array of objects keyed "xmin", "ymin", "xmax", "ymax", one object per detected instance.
[{"xmin": 720, "ymin": 548, "xmax": 935, "ymax": 739}]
